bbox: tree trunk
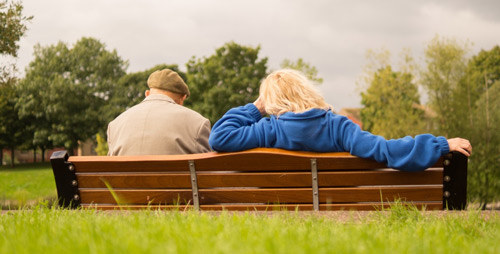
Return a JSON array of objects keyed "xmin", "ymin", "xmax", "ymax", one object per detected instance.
[
  {"xmin": 33, "ymin": 147, "xmax": 37, "ymax": 163},
  {"xmin": 41, "ymin": 147, "xmax": 46, "ymax": 163},
  {"xmin": 0, "ymin": 148, "xmax": 3, "ymax": 166},
  {"xmin": 10, "ymin": 147, "xmax": 15, "ymax": 167},
  {"xmin": 68, "ymin": 145, "xmax": 75, "ymax": 156}
]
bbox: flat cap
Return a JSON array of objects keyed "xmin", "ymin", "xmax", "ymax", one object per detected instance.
[{"xmin": 147, "ymin": 69, "xmax": 190, "ymax": 97}]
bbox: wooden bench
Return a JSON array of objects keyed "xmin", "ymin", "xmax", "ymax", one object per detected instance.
[{"xmin": 50, "ymin": 148, "xmax": 468, "ymax": 211}]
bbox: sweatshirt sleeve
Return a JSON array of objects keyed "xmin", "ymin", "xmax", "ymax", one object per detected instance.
[
  {"xmin": 337, "ymin": 117, "xmax": 450, "ymax": 171},
  {"xmin": 209, "ymin": 103, "xmax": 272, "ymax": 152}
]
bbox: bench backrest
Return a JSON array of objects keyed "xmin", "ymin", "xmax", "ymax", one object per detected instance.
[{"xmin": 50, "ymin": 148, "xmax": 467, "ymax": 211}]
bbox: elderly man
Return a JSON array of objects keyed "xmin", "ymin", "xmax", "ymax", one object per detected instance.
[{"xmin": 107, "ymin": 69, "xmax": 211, "ymax": 155}]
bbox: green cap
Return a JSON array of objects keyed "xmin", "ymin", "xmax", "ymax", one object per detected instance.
[{"xmin": 147, "ymin": 69, "xmax": 190, "ymax": 97}]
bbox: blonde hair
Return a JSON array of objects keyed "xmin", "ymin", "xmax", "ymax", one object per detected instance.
[{"xmin": 260, "ymin": 69, "xmax": 331, "ymax": 116}]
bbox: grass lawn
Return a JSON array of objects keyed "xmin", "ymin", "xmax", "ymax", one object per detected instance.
[
  {"xmin": 1, "ymin": 206, "xmax": 499, "ymax": 254},
  {"xmin": 1, "ymin": 163, "xmax": 499, "ymax": 253},
  {"xmin": 0, "ymin": 163, "xmax": 56, "ymax": 209}
]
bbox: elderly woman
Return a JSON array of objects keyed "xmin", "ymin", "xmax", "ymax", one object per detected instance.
[{"xmin": 208, "ymin": 69, "xmax": 472, "ymax": 171}]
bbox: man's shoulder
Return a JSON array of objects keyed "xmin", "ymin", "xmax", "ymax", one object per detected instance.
[
  {"xmin": 175, "ymin": 105, "xmax": 209, "ymax": 123},
  {"xmin": 110, "ymin": 99, "xmax": 209, "ymax": 125}
]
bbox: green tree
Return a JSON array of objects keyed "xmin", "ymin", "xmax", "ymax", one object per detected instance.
[
  {"xmin": 421, "ymin": 35, "xmax": 469, "ymax": 137},
  {"xmin": 16, "ymin": 37, "xmax": 128, "ymax": 155},
  {"xmin": 280, "ymin": 58, "xmax": 323, "ymax": 84},
  {"xmin": 360, "ymin": 66, "xmax": 424, "ymax": 139},
  {"xmin": 0, "ymin": 0, "xmax": 31, "ymax": 165},
  {"xmin": 469, "ymin": 81, "xmax": 500, "ymax": 208},
  {"xmin": 0, "ymin": 0, "xmax": 32, "ymax": 57},
  {"xmin": 185, "ymin": 41, "xmax": 268, "ymax": 124},
  {"xmin": 459, "ymin": 46, "xmax": 500, "ymax": 208},
  {"xmin": 422, "ymin": 38, "xmax": 500, "ymax": 207},
  {"xmin": 0, "ymin": 76, "xmax": 28, "ymax": 166}
]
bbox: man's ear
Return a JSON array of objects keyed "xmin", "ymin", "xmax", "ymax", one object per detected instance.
[
  {"xmin": 178, "ymin": 94, "xmax": 188, "ymax": 106},
  {"xmin": 145, "ymin": 90, "xmax": 150, "ymax": 97}
]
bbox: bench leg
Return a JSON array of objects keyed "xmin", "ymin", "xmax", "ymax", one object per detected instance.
[
  {"xmin": 50, "ymin": 151, "xmax": 81, "ymax": 209},
  {"xmin": 443, "ymin": 151, "xmax": 468, "ymax": 210}
]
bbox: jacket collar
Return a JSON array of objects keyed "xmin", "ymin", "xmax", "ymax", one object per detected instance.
[{"xmin": 143, "ymin": 94, "xmax": 177, "ymax": 104}]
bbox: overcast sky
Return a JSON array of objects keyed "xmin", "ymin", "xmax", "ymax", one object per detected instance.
[{"xmin": 11, "ymin": 0, "xmax": 500, "ymax": 109}]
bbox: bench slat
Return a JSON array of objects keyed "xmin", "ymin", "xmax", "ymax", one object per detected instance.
[
  {"xmin": 79, "ymin": 186, "xmax": 442, "ymax": 205},
  {"xmin": 69, "ymin": 148, "xmax": 443, "ymax": 172},
  {"xmin": 77, "ymin": 170, "xmax": 443, "ymax": 188},
  {"xmin": 81, "ymin": 202, "xmax": 443, "ymax": 211}
]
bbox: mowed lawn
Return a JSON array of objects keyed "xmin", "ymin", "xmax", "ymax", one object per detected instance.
[
  {"xmin": 0, "ymin": 163, "xmax": 56, "ymax": 208},
  {"xmin": 1, "ymin": 207, "xmax": 499, "ymax": 254}
]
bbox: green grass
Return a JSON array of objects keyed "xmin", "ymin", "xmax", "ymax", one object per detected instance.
[
  {"xmin": 1, "ymin": 206, "xmax": 499, "ymax": 254},
  {"xmin": 1, "ymin": 164, "xmax": 499, "ymax": 253},
  {"xmin": 0, "ymin": 163, "xmax": 56, "ymax": 208}
]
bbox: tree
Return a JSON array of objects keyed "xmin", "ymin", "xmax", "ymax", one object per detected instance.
[
  {"xmin": 459, "ymin": 46, "xmax": 500, "ymax": 208},
  {"xmin": 0, "ymin": 75, "xmax": 28, "ymax": 166},
  {"xmin": 185, "ymin": 41, "xmax": 268, "ymax": 124},
  {"xmin": 468, "ymin": 81, "xmax": 500, "ymax": 208},
  {"xmin": 280, "ymin": 58, "xmax": 323, "ymax": 84},
  {"xmin": 16, "ymin": 37, "xmax": 128, "ymax": 155},
  {"xmin": 0, "ymin": 0, "xmax": 31, "ymax": 165},
  {"xmin": 421, "ymin": 35, "xmax": 469, "ymax": 137},
  {"xmin": 422, "ymin": 38, "xmax": 500, "ymax": 208},
  {"xmin": 459, "ymin": 46, "xmax": 500, "ymax": 129},
  {"xmin": 360, "ymin": 66, "xmax": 424, "ymax": 139},
  {"xmin": 0, "ymin": 0, "xmax": 32, "ymax": 57}
]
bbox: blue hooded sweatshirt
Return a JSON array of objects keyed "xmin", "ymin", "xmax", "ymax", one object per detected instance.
[{"xmin": 209, "ymin": 103, "xmax": 450, "ymax": 171}]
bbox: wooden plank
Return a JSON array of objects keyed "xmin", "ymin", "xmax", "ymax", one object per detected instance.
[
  {"xmin": 79, "ymin": 186, "xmax": 442, "ymax": 205},
  {"xmin": 79, "ymin": 189, "xmax": 193, "ymax": 205},
  {"xmin": 319, "ymin": 170, "xmax": 443, "ymax": 186},
  {"xmin": 81, "ymin": 202, "xmax": 443, "ymax": 211},
  {"xmin": 193, "ymin": 154, "xmax": 387, "ymax": 171},
  {"xmin": 70, "ymin": 161, "xmax": 190, "ymax": 173},
  {"xmin": 200, "ymin": 187, "xmax": 443, "ymax": 204},
  {"xmin": 77, "ymin": 173, "xmax": 192, "ymax": 188},
  {"xmin": 69, "ymin": 148, "xmax": 444, "ymax": 172},
  {"xmin": 77, "ymin": 170, "xmax": 443, "ymax": 188},
  {"xmin": 319, "ymin": 187, "xmax": 443, "ymax": 203}
]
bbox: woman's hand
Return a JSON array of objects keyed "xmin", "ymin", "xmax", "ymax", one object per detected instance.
[
  {"xmin": 447, "ymin": 138, "xmax": 472, "ymax": 157},
  {"xmin": 253, "ymin": 96, "xmax": 266, "ymax": 116}
]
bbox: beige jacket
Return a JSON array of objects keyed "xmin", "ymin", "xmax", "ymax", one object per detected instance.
[{"xmin": 107, "ymin": 94, "xmax": 211, "ymax": 155}]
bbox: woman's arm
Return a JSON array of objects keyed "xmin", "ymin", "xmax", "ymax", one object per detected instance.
[
  {"xmin": 337, "ymin": 118, "xmax": 450, "ymax": 171},
  {"xmin": 209, "ymin": 103, "xmax": 272, "ymax": 152}
]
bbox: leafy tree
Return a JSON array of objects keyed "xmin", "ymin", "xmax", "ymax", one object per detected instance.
[
  {"xmin": 360, "ymin": 66, "xmax": 424, "ymax": 139},
  {"xmin": 458, "ymin": 46, "xmax": 500, "ymax": 208},
  {"xmin": 0, "ymin": 0, "xmax": 31, "ymax": 165},
  {"xmin": 0, "ymin": 76, "xmax": 28, "ymax": 166},
  {"xmin": 0, "ymin": 0, "xmax": 32, "ymax": 57},
  {"xmin": 280, "ymin": 58, "xmax": 323, "ymax": 84},
  {"xmin": 468, "ymin": 81, "xmax": 500, "ymax": 208},
  {"xmin": 421, "ymin": 35, "xmax": 469, "ymax": 137},
  {"xmin": 185, "ymin": 41, "xmax": 268, "ymax": 124},
  {"xmin": 16, "ymin": 37, "xmax": 128, "ymax": 155},
  {"xmin": 422, "ymin": 38, "xmax": 500, "ymax": 207},
  {"xmin": 458, "ymin": 46, "xmax": 500, "ymax": 129}
]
